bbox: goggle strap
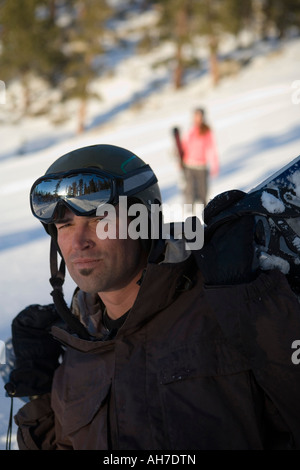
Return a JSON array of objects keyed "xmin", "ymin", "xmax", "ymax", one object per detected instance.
[
  {"xmin": 49, "ymin": 239, "xmax": 90, "ymax": 340},
  {"xmin": 49, "ymin": 238, "xmax": 65, "ymax": 291},
  {"xmin": 123, "ymin": 166, "xmax": 157, "ymax": 196}
]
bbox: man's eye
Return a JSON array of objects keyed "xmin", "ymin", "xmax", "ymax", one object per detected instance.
[{"xmin": 57, "ymin": 223, "xmax": 70, "ymax": 230}]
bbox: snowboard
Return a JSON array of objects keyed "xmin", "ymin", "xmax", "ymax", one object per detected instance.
[
  {"xmin": 172, "ymin": 127, "xmax": 184, "ymax": 168},
  {"xmin": 204, "ymin": 154, "xmax": 300, "ymax": 292}
]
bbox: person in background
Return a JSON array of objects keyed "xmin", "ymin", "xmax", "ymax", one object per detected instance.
[{"xmin": 181, "ymin": 107, "xmax": 219, "ymax": 207}]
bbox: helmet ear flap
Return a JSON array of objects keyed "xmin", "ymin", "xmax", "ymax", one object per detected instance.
[{"xmin": 43, "ymin": 223, "xmax": 63, "ymax": 258}]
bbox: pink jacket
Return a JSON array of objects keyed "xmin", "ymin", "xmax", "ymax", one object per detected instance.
[{"xmin": 182, "ymin": 127, "xmax": 219, "ymax": 176}]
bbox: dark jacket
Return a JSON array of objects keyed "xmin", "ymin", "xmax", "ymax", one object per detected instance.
[{"xmin": 14, "ymin": 239, "xmax": 300, "ymax": 450}]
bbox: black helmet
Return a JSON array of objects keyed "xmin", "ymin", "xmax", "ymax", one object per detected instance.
[
  {"xmin": 30, "ymin": 144, "xmax": 162, "ymax": 339},
  {"xmin": 31, "ymin": 144, "xmax": 161, "ymax": 231},
  {"xmin": 46, "ymin": 143, "xmax": 161, "ymax": 206}
]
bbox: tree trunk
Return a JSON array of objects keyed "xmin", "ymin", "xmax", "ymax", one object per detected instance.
[
  {"xmin": 174, "ymin": 42, "xmax": 183, "ymax": 89},
  {"xmin": 77, "ymin": 98, "xmax": 87, "ymax": 134},
  {"xmin": 209, "ymin": 35, "xmax": 219, "ymax": 86},
  {"xmin": 22, "ymin": 74, "xmax": 31, "ymax": 115},
  {"xmin": 173, "ymin": 7, "xmax": 188, "ymax": 89},
  {"xmin": 49, "ymin": 0, "xmax": 56, "ymax": 21}
]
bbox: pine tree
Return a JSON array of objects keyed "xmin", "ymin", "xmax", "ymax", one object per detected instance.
[
  {"xmin": 193, "ymin": 0, "xmax": 253, "ymax": 86},
  {"xmin": 60, "ymin": 0, "xmax": 112, "ymax": 133},
  {"xmin": 0, "ymin": 0, "xmax": 65, "ymax": 114},
  {"xmin": 218, "ymin": 0, "xmax": 253, "ymax": 37},
  {"xmin": 154, "ymin": 0, "xmax": 254, "ymax": 88},
  {"xmin": 155, "ymin": 0, "xmax": 193, "ymax": 89},
  {"xmin": 260, "ymin": 0, "xmax": 300, "ymax": 39}
]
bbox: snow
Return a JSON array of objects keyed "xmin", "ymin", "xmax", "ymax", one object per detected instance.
[
  {"xmin": 0, "ymin": 17, "xmax": 300, "ymax": 448},
  {"xmin": 261, "ymin": 190, "xmax": 285, "ymax": 213},
  {"xmin": 289, "ymin": 170, "xmax": 300, "ymax": 197},
  {"xmin": 259, "ymin": 252, "xmax": 290, "ymax": 275},
  {"xmin": 293, "ymin": 237, "xmax": 300, "ymax": 250}
]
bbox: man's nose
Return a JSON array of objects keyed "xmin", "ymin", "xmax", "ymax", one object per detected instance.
[{"xmin": 72, "ymin": 224, "xmax": 95, "ymax": 250}]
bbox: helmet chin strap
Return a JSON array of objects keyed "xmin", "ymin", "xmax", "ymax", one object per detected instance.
[{"xmin": 49, "ymin": 238, "xmax": 91, "ymax": 340}]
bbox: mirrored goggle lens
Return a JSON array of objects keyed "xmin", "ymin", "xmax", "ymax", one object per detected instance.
[{"xmin": 31, "ymin": 173, "xmax": 113, "ymax": 222}]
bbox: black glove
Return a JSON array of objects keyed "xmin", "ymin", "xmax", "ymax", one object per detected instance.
[
  {"xmin": 5, "ymin": 304, "xmax": 63, "ymax": 398},
  {"xmin": 196, "ymin": 214, "xmax": 258, "ymax": 285},
  {"xmin": 194, "ymin": 190, "xmax": 260, "ymax": 285}
]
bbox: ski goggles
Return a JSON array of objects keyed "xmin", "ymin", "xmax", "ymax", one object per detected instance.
[{"xmin": 30, "ymin": 165, "xmax": 157, "ymax": 223}]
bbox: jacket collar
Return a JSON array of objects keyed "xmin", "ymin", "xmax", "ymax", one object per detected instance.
[
  {"xmin": 51, "ymin": 239, "xmax": 198, "ymax": 348},
  {"xmin": 121, "ymin": 253, "xmax": 196, "ymax": 334}
]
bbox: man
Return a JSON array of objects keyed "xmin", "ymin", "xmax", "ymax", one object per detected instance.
[{"xmin": 5, "ymin": 144, "xmax": 300, "ymax": 450}]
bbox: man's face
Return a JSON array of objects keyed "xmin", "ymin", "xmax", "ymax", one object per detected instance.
[
  {"xmin": 54, "ymin": 207, "xmax": 147, "ymax": 294},
  {"xmin": 194, "ymin": 110, "xmax": 203, "ymax": 127}
]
